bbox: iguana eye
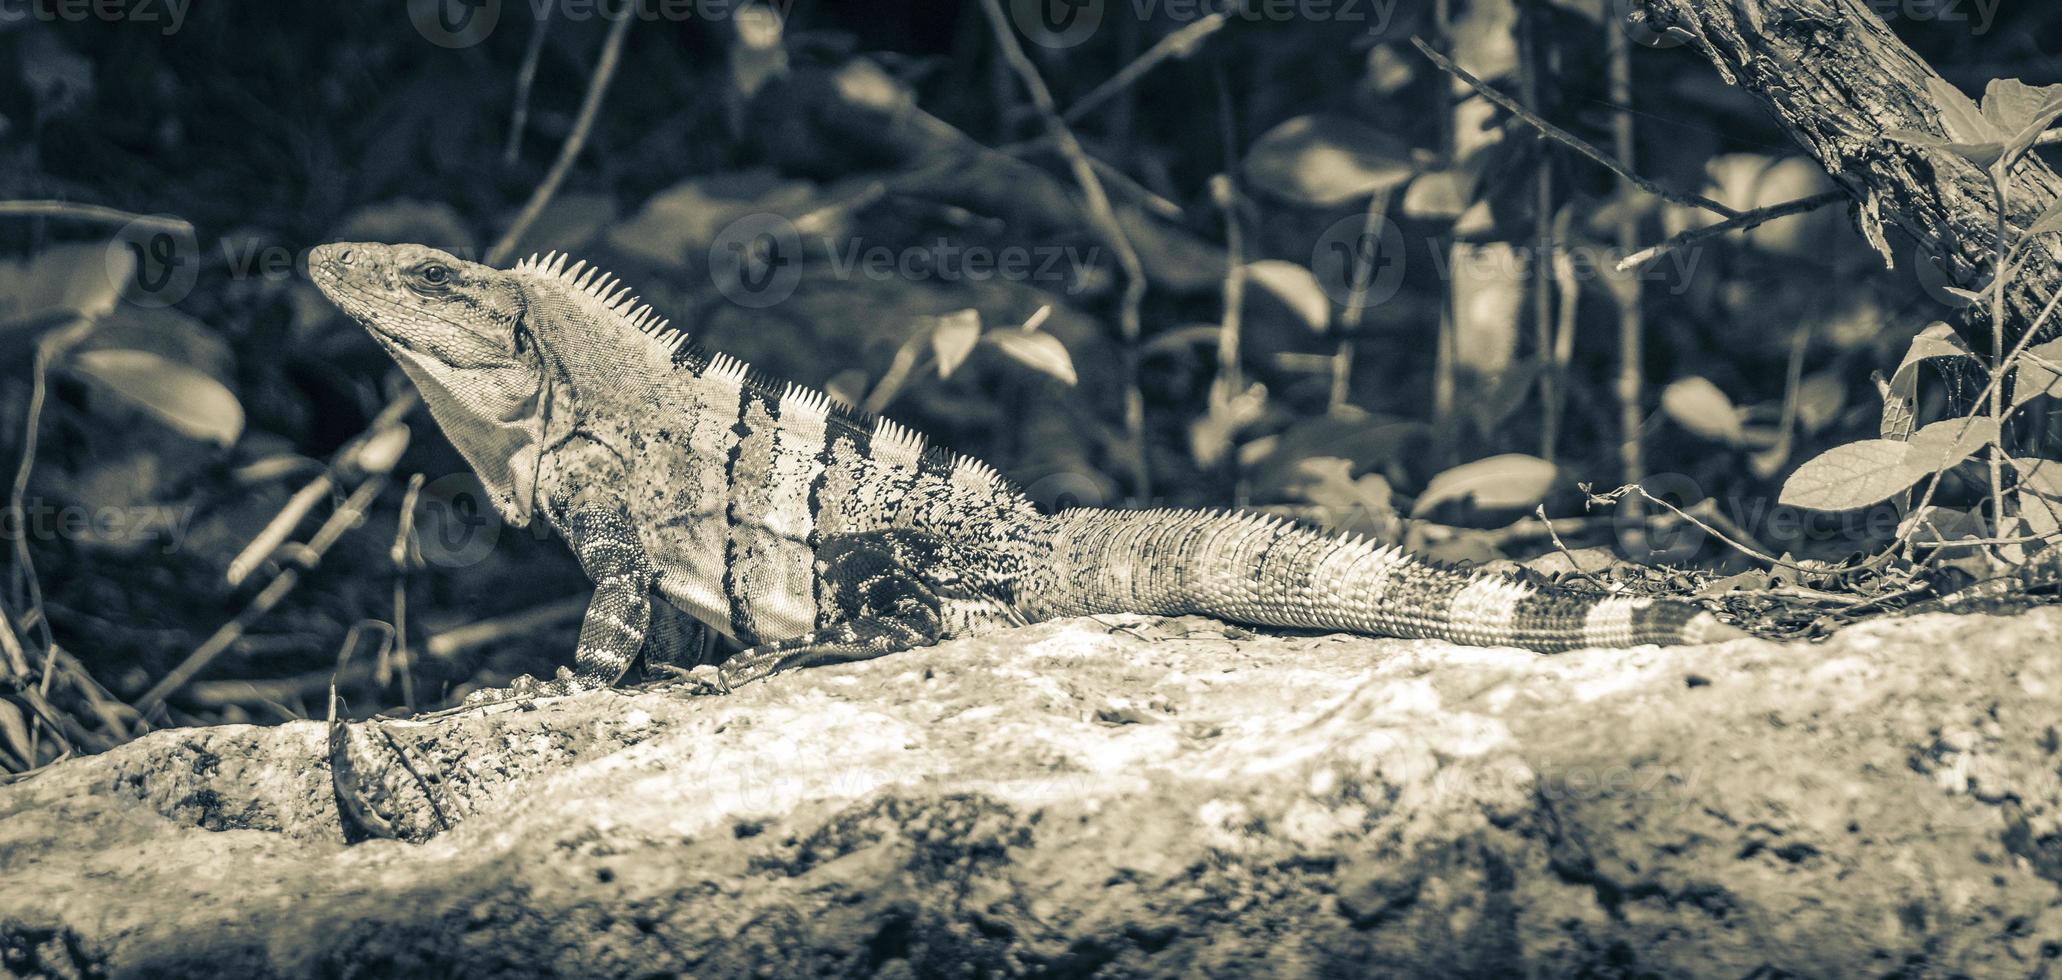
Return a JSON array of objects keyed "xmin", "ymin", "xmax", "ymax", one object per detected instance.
[{"xmin": 418, "ymin": 264, "xmax": 451, "ymax": 286}]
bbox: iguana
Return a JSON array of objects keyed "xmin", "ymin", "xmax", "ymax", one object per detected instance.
[{"xmin": 310, "ymin": 242, "xmax": 1746, "ymax": 702}]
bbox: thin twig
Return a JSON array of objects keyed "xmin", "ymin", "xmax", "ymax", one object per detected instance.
[
  {"xmin": 1212, "ymin": 177, "xmax": 1245, "ymax": 397},
  {"xmin": 1912, "ymin": 533, "xmax": 2061, "ymax": 549},
  {"xmin": 1987, "ymin": 172, "xmax": 2009, "ymax": 549},
  {"xmin": 1428, "ymin": 8, "xmax": 1457, "ymax": 430},
  {"xmin": 1336, "ymin": 186, "xmax": 1395, "ymax": 411},
  {"xmin": 425, "ymin": 593, "xmax": 589, "ymax": 660},
  {"xmin": 1521, "ymin": 0, "xmax": 1556, "ymax": 459},
  {"xmin": 488, "ymin": 10, "xmax": 633, "ymax": 267},
  {"xmin": 1212, "ymin": 65, "xmax": 1245, "ymax": 400},
  {"xmin": 133, "ymin": 475, "xmax": 389, "ymax": 718},
  {"xmin": 978, "ymin": 0, "xmax": 1151, "ymax": 497},
  {"xmin": 504, "ymin": 2, "xmax": 554, "ymax": 166},
  {"xmin": 0, "ymin": 604, "xmax": 28, "ymax": 681},
  {"xmin": 1585, "ymin": 484, "xmax": 1823, "ymax": 571},
  {"xmin": 996, "ymin": 137, "xmax": 1187, "ymax": 219},
  {"xmin": 1061, "ymin": 4, "xmax": 1238, "ymax": 125},
  {"xmin": 8, "ymin": 317, "xmax": 93, "ymax": 653},
  {"xmin": 0, "ymin": 201, "xmax": 194, "ymax": 235},
  {"xmin": 1895, "ymin": 281, "xmax": 2062, "ymax": 557},
  {"xmin": 225, "ymin": 473, "xmax": 334, "ymax": 588},
  {"xmin": 1546, "ymin": 206, "xmax": 1579, "ymax": 456},
  {"xmin": 1616, "ymin": 190, "xmax": 1845, "ymax": 272},
  {"xmin": 1409, "ymin": 37, "xmax": 1741, "ymax": 220},
  {"xmin": 390, "ymin": 473, "xmax": 424, "ymax": 710},
  {"xmin": 1531, "ymin": 505, "xmax": 1612, "ymax": 589},
  {"xmin": 1605, "ymin": 19, "xmax": 1646, "ymax": 512},
  {"xmin": 224, "ymin": 402, "xmax": 414, "ymax": 587}
]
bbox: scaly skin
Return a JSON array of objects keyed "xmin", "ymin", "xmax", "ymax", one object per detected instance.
[{"xmin": 309, "ymin": 243, "xmax": 1745, "ymax": 702}]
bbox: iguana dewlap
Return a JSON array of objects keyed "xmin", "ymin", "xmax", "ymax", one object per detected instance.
[{"xmin": 310, "ymin": 242, "xmax": 1744, "ymax": 701}]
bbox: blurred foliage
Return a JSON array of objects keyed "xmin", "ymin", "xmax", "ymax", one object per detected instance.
[{"xmin": 1, "ymin": 0, "xmax": 2060, "ymax": 761}]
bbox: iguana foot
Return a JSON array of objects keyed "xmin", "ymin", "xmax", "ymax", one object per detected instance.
[
  {"xmin": 460, "ymin": 666, "xmax": 580, "ymax": 706},
  {"xmin": 644, "ymin": 662, "xmax": 730, "ymax": 696}
]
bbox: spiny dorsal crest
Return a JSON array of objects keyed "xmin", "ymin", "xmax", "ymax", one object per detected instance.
[
  {"xmin": 513, "ymin": 251, "xmax": 688, "ymax": 354},
  {"xmin": 869, "ymin": 418, "xmax": 927, "ymax": 466},
  {"xmin": 511, "ymin": 253, "xmax": 1028, "ymax": 507}
]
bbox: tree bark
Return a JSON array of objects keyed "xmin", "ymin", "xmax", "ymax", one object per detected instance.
[{"xmin": 1635, "ymin": 0, "xmax": 2062, "ymax": 353}]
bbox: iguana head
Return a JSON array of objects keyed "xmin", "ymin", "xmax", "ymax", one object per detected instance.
[{"xmin": 309, "ymin": 242, "xmax": 542, "ymax": 524}]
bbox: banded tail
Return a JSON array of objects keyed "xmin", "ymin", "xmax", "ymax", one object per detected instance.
[{"xmin": 1027, "ymin": 509, "xmax": 1744, "ymax": 651}]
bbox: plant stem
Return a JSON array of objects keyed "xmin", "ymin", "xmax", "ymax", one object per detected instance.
[{"xmin": 1989, "ymin": 171, "xmax": 2008, "ymax": 541}]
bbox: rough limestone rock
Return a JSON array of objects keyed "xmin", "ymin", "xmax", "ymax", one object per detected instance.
[{"xmin": 4, "ymin": 609, "xmax": 2061, "ymax": 978}]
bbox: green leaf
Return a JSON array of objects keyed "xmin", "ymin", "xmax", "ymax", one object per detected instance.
[
  {"xmin": 1243, "ymin": 260, "xmax": 1331, "ymax": 332},
  {"xmin": 0, "ymin": 241, "xmax": 129, "ymax": 330},
  {"xmin": 0, "ymin": 698, "xmax": 31, "ymax": 769},
  {"xmin": 1947, "ymin": 142, "xmax": 2006, "ymax": 170},
  {"xmin": 1898, "ymin": 322, "xmax": 1973, "ymax": 369},
  {"xmin": 1981, "ymin": 79, "xmax": 2060, "ymax": 132},
  {"xmin": 1926, "ymin": 76, "xmax": 2006, "ymax": 144},
  {"xmin": 984, "ymin": 331, "xmax": 1077, "ymax": 386},
  {"xmin": 2012, "ymin": 457, "xmax": 2062, "ymax": 498},
  {"xmin": 1286, "ymin": 457, "xmax": 1403, "ymax": 539},
  {"xmin": 2010, "ymin": 338, "xmax": 2062, "ymax": 409},
  {"xmin": 1796, "ymin": 371, "xmax": 1847, "ymax": 434},
  {"xmin": 1400, "ymin": 168, "xmax": 1475, "ymax": 221},
  {"xmin": 1778, "ymin": 440, "xmax": 1918, "ymax": 511},
  {"xmin": 930, "ymin": 309, "xmax": 981, "ymax": 379},
  {"xmin": 1660, "ymin": 376, "xmax": 1745, "ymax": 445},
  {"xmin": 1906, "ymin": 416, "xmax": 1999, "ymax": 472},
  {"xmin": 1998, "ymin": 94, "xmax": 2062, "ymax": 172},
  {"xmin": 1411, "ymin": 453, "xmax": 1557, "ymax": 517},
  {"xmin": 1881, "ymin": 323, "xmax": 1970, "ymax": 439},
  {"xmin": 67, "ymin": 348, "xmax": 245, "ymax": 447},
  {"xmin": 1899, "ymin": 505, "xmax": 1989, "ymax": 552},
  {"xmin": 1242, "ymin": 115, "xmax": 1417, "ymax": 206},
  {"xmin": 2028, "ymin": 199, "xmax": 2062, "ymax": 239},
  {"xmin": 2019, "ymin": 492, "xmax": 2062, "ymax": 539}
]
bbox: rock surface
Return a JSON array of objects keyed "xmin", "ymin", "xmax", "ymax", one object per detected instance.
[{"xmin": 4, "ymin": 609, "xmax": 2062, "ymax": 978}]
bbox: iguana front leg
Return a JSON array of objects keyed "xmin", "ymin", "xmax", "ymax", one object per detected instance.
[
  {"xmin": 714, "ymin": 529, "xmax": 976, "ymax": 691},
  {"xmin": 466, "ymin": 508, "xmax": 653, "ymax": 703}
]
